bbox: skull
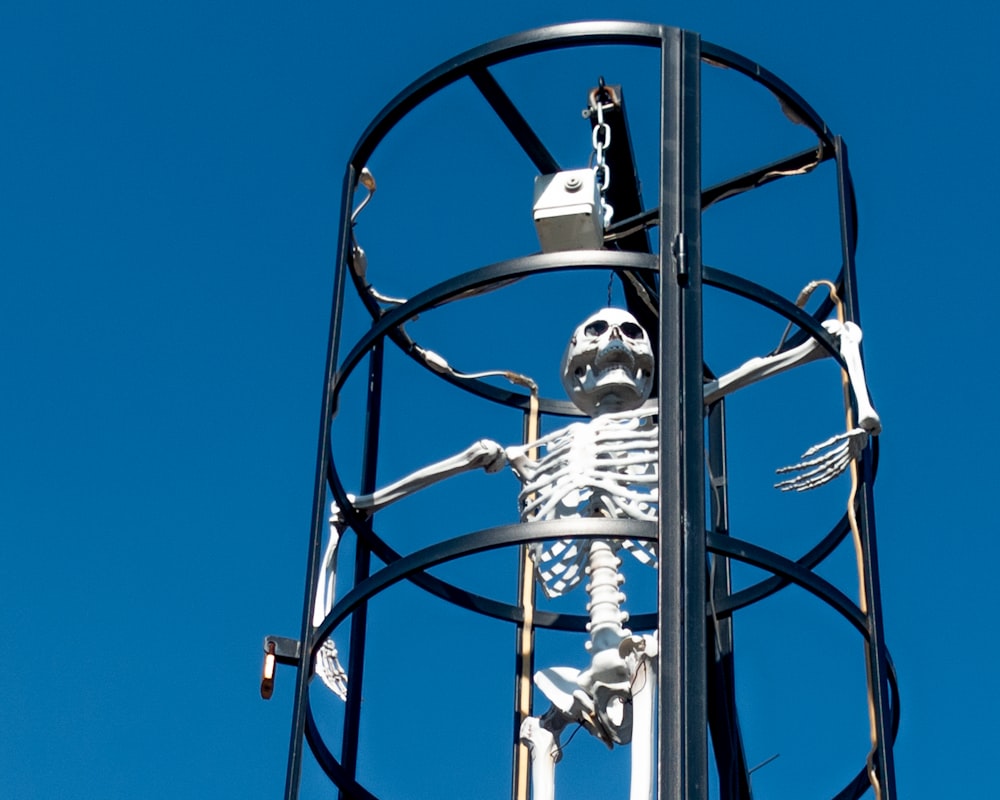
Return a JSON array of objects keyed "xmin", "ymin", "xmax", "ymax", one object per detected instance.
[{"xmin": 561, "ymin": 308, "xmax": 654, "ymax": 416}]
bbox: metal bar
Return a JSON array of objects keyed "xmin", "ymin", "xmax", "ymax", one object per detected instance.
[
  {"xmin": 283, "ymin": 164, "xmax": 356, "ymax": 800},
  {"xmin": 835, "ymin": 136, "xmax": 897, "ymax": 799},
  {"xmin": 705, "ymin": 533, "xmax": 866, "ymax": 635},
  {"xmin": 699, "ymin": 41, "xmax": 835, "ymax": 148},
  {"xmin": 658, "ymin": 26, "xmax": 708, "ymax": 800},
  {"xmin": 713, "ymin": 515, "xmax": 850, "ymax": 617},
  {"xmin": 602, "ymin": 141, "xmax": 834, "ymax": 247},
  {"xmin": 702, "ymin": 266, "xmax": 843, "ymax": 363},
  {"xmin": 349, "ymin": 22, "xmax": 666, "ymax": 169},
  {"xmin": 706, "ymin": 401, "xmax": 753, "ymax": 799},
  {"xmin": 338, "ymin": 341, "xmax": 386, "ymax": 793},
  {"xmin": 332, "ymin": 250, "xmax": 659, "ymax": 417},
  {"xmin": 701, "ymin": 143, "xmax": 831, "ymax": 210},
  {"xmin": 315, "ymin": 519, "xmax": 656, "ymax": 642},
  {"xmin": 469, "ymin": 69, "xmax": 561, "ymax": 175},
  {"xmin": 511, "ymin": 405, "xmax": 539, "ymax": 800},
  {"xmin": 302, "ymin": 509, "xmax": 899, "ymax": 800}
]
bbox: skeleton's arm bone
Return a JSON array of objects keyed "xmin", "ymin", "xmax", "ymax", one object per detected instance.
[
  {"xmin": 703, "ymin": 319, "xmax": 881, "ymax": 433},
  {"xmin": 334, "ymin": 439, "xmax": 507, "ymax": 523},
  {"xmin": 312, "ymin": 529, "xmax": 341, "ymax": 628},
  {"xmin": 836, "ymin": 321, "xmax": 881, "ymax": 433},
  {"xmin": 703, "ymin": 326, "xmax": 828, "ymax": 404}
]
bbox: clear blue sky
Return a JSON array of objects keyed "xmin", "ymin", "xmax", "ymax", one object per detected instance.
[{"xmin": 1, "ymin": 2, "xmax": 993, "ymax": 799}]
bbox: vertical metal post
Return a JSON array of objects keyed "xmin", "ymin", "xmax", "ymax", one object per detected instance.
[
  {"xmin": 706, "ymin": 401, "xmax": 752, "ymax": 799},
  {"xmin": 835, "ymin": 137, "xmax": 897, "ymax": 799},
  {"xmin": 658, "ymin": 26, "xmax": 707, "ymax": 800},
  {"xmin": 339, "ymin": 340, "xmax": 386, "ymax": 795},
  {"xmin": 512, "ymin": 406, "xmax": 539, "ymax": 800},
  {"xmin": 284, "ymin": 165, "xmax": 356, "ymax": 800}
]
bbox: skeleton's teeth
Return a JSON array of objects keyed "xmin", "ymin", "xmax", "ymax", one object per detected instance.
[
  {"xmin": 595, "ymin": 342, "xmax": 635, "ymax": 373},
  {"xmin": 596, "ymin": 365, "xmax": 635, "ymax": 380}
]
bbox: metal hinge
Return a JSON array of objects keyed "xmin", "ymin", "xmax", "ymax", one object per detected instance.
[{"xmin": 673, "ymin": 232, "xmax": 688, "ymax": 285}]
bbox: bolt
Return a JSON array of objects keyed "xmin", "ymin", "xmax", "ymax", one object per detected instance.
[{"xmin": 565, "ymin": 175, "xmax": 583, "ymax": 192}]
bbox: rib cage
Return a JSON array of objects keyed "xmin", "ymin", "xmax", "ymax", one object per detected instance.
[{"xmin": 507, "ymin": 408, "xmax": 659, "ymax": 597}]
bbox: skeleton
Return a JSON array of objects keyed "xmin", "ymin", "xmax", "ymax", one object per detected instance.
[{"xmin": 313, "ymin": 305, "xmax": 881, "ymax": 800}]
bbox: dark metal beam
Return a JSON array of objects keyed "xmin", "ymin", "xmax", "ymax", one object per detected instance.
[
  {"xmin": 835, "ymin": 136, "xmax": 897, "ymax": 799},
  {"xmin": 702, "ymin": 143, "xmax": 831, "ymax": 209},
  {"xmin": 283, "ymin": 163, "xmax": 357, "ymax": 800},
  {"xmin": 706, "ymin": 400, "xmax": 753, "ymax": 799},
  {"xmin": 469, "ymin": 69, "xmax": 562, "ymax": 175},
  {"xmin": 588, "ymin": 83, "xmax": 651, "ymax": 254},
  {"xmin": 658, "ymin": 26, "xmax": 708, "ymax": 800},
  {"xmin": 338, "ymin": 342, "xmax": 385, "ymax": 796}
]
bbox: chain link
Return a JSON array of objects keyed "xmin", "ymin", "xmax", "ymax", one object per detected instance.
[{"xmin": 589, "ymin": 89, "xmax": 614, "ymax": 226}]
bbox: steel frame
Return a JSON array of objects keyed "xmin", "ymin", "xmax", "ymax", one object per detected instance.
[{"xmin": 272, "ymin": 20, "xmax": 898, "ymax": 800}]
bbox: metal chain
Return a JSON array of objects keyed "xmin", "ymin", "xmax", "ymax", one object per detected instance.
[{"xmin": 588, "ymin": 86, "xmax": 614, "ymax": 227}]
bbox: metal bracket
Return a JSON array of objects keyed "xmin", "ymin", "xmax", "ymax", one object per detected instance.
[{"xmin": 260, "ymin": 635, "xmax": 302, "ymax": 700}]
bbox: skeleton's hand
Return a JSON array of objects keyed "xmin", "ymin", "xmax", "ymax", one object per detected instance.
[
  {"xmin": 774, "ymin": 426, "xmax": 872, "ymax": 492},
  {"xmin": 316, "ymin": 638, "xmax": 348, "ymax": 701}
]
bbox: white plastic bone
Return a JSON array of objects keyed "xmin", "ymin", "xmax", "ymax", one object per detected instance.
[
  {"xmin": 705, "ymin": 317, "xmax": 841, "ymax": 403},
  {"xmin": 561, "ymin": 308, "xmax": 655, "ymax": 416},
  {"xmin": 332, "ymin": 439, "xmax": 507, "ymax": 524},
  {"xmin": 833, "ymin": 321, "xmax": 881, "ymax": 434},
  {"xmin": 620, "ymin": 634, "xmax": 658, "ymax": 800},
  {"xmin": 706, "ymin": 318, "xmax": 881, "ymax": 490},
  {"xmin": 520, "ymin": 712, "xmax": 564, "ymax": 800},
  {"xmin": 312, "ymin": 527, "xmax": 348, "ymax": 700},
  {"xmin": 532, "ymin": 540, "xmax": 634, "ymax": 744},
  {"xmin": 521, "ymin": 538, "xmax": 655, "ymax": 800},
  {"xmin": 313, "ymin": 528, "xmax": 341, "ymax": 629},
  {"xmin": 315, "ymin": 638, "xmax": 348, "ymax": 701}
]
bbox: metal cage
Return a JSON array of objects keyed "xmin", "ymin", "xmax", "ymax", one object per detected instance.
[{"xmin": 266, "ymin": 21, "xmax": 898, "ymax": 800}]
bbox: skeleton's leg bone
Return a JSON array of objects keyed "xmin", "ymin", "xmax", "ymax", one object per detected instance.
[
  {"xmin": 521, "ymin": 708, "xmax": 571, "ymax": 800},
  {"xmin": 621, "ymin": 635, "xmax": 659, "ymax": 800},
  {"xmin": 521, "ymin": 718, "xmax": 556, "ymax": 800}
]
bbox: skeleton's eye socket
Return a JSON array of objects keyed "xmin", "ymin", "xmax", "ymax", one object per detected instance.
[
  {"xmin": 585, "ymin": 321, "xmax": 609, "ymax": 336},
  {"xmin": 620, "ymin": 322, "xmax": 643, "ymax": 339},
  {"xmin": 575, "ymin": 366, "xmax": 585, "ymax": 377}
]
